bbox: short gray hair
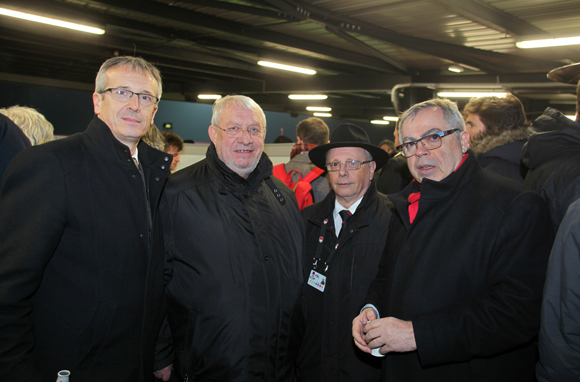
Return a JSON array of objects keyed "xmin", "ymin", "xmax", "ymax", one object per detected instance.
[
  {"xmin": 95, "ymin": 56, "xmax": 163, "ymax": 99},
  {"xmin": 211, "ymin": 95, "xmax": 266, "ymax": 131},
  {"xmin": 399, "ymin": 98, "xmax": 465, "ymax": 142},
  {"xmin": 0, "ymin": 105, "xmax": 54, "ymax": 145}
]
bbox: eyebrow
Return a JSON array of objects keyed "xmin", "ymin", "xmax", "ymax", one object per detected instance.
[{"xmin": 402, "ymin": 128, "xmax": 443, "ymax": 142}]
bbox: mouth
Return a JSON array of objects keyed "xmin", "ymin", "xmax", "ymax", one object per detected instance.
[
  {"xmin": 417, "ymin": 164, "xmax": 436, "ymax": 171},
  {"xmin": 234, "ymin": 147, "xmax": 255, "ymax": 154},
  {"xmin": 122, "ymin": 116, "xmax": 141, "ymax": 124}
]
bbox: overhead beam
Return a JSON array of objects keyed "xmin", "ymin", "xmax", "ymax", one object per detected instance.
[{"xmin": 429, "ymin": 0, "xmax": 546, "ymax": 36}]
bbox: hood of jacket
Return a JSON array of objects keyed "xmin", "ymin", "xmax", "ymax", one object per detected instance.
[
  {"xmin": 470, "ymin": 124, "xmax": 529, "ymax": 156},
  {"xmin": 522, "ymin": 107, "xmax": 580, "ymax": 169}
]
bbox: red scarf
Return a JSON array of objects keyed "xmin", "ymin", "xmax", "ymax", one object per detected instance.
[
  {"xmin": 290, "ymin": 143, "xmax": 318, "ymax": 159},
  {"xmin": 408, "ymin": 153, "xmax": 469, "ymax": 224}
]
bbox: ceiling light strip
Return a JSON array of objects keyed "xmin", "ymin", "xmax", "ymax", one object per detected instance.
[
  {"xmin": 0, "ymin": 7, "xmax": 105, "ymax": 35},
  {"xmin": 258, "ymin": 61, "xmax": 316, "ymax": 75}
]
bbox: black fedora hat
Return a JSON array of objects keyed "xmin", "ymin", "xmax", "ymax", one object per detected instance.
[
  {"xmin": 309, "ymin": 123, "xmax": 390, "ymax": 170},
  {"xmin": 547, "ymin": 62, "xmax": 580, "ymax": 84}
]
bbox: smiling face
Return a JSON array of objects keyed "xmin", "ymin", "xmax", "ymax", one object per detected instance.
[
  {"xmin": 327, "ymin": 147, "xmax": 376, "ymax": 208},
  {"xmin": 208, "ymin": 103, "xmax": 265, "ymax": 178},
  {"xmin": 465, "ymin": 113, "xmax": 487, "ymax": 139},
  {"xmin": 402, "ymin": 107, "xmax": 469, "ymax": 183},
  {"xmin": 93, "ymin": 65, "xmax": 159, "ymax": 153}
]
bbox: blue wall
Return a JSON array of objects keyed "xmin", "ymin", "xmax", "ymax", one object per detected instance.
[{"xmin": 0, "ymin": 82, "xmax": 395, "ymax": 145}]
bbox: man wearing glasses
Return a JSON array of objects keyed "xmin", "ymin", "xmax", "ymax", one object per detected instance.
[
  {"xmin": 0, "ymin": 57, "xmax": 171, "ymax": 381},
  {"xmin": 353, "ymin": 98, "xmax": 553, "ymax": 381},
  {"xmin": 156, "ymin": 95, "xmax": 304, "ymax": 381},
  {"xmin": 296, "ymin": 123, "xmax": 392, "ymax": 382}
]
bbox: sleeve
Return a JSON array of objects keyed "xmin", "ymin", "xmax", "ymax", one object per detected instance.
[
  {"xmin": 536, "ymin": 200, "xmax": 580, "ymax": 382},
  {"xmin": 412, "ymin": 191, "xmax": 554, "ymax": 366},
  {"xmin": 0, "ymin": 148, "xmax": 67, "ymax": 381}
]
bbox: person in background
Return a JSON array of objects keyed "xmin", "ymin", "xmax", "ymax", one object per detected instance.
[
  {"xmin": 462, "ymin": 95, "xmax": 529, "ymax": 182},
  {"xmin": 379, "ymin": 139, "xmax": 396, "ymax": 157},
  {"xmin": 161, "ymin": 131, "xmax": 184, "ymax": 172},
  {"xmin": 353, "ymin": 98, "xmax": 553, "ymax": 382},
  {"xmin": 155, "ymin": 95, "xmax": 304, "ymax": 382},
  {"xmin": 296, "ymin": 123, "xmax": 392, "ymax": 382},
  {"xmin": 536, "ymin": 197, "xmax": 580, "ymax": 381},
  {"xmin": 0, "ymin": 105, "xmax": 54, "ymax": 146},
  {"xmin": 0, "ymin": 114, "xmax": 30, "ymax": 184},
  {"xmin": 522, "ymin": 62, "xmax": 580, "ymax": 234},
  {"xmin": 0, "ymin": 56, "xmax": 171, "ymax": 382},
  {"xmin": 376, "ymin": 122, "xmax": 413, "ymax": 195}
]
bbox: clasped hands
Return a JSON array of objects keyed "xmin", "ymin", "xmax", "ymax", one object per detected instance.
[{"xmin": 352, "ymin": 307, "xmax": 417, "ymax": 355}]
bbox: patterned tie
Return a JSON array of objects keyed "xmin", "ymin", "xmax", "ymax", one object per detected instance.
[
  {"xmin": 132, "ymin": 157, "xmax": 141, "ymax": 173},
  {"xmin": 338, "ymin": 209, "xmax": 352, "ymax": 238}
]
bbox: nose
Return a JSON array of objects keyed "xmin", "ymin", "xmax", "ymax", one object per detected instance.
[
  {"xmin": 237, "ymin": 129, "xmax": 253, "ymax": 144},
  {"xmin": 175, "ymin": 154, "xmax": 180, "ymax": 163},
  {"xmin": 414, "ymin": 141, "xmax": 429, "ymax": 156},
  {"xmin": 338, "ymin": 163, "xmax": 349, "ymax": 177},
  {"xmin": 127, "ymin": 93, "xmax": 140, "ymax": 110}
]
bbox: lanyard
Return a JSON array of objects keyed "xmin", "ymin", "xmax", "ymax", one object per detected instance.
[{"xmin": 312, "ymin": 216, "xmax": 342, "ymax": 273}]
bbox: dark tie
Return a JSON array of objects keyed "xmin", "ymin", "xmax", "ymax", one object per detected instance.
[{"xmin": 338, "ymin": 209, "xmax": 352, "ymax": 238}]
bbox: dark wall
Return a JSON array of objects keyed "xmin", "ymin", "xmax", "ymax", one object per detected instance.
[{"xmin": 0, "ymin": 82, "xmax": 395, "ymax": 145}]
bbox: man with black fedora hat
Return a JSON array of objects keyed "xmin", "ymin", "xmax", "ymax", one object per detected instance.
[{"xmin": 296, "ymin": 123, "xmax": 393, "ymax": 382}]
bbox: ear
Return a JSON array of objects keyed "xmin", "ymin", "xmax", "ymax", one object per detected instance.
[
  {"xmin": 460, "ymin": 130, "xmax": 470, "ymax": 153},
  {"xmin": 150, "ymin": 106, "xmax": 158, "ymax": 125},
  {"xmin": 368, "ymin": 160, "xmax": 377, "ymax": 181},
  {"xmin": 92, "ymin": 93, "xmax": 102, "ymax": 115},
  {"xmin": 296, "ymin": 136, "xmax": 302, "ymax": 144},
  {"xmin": 208, "ymin": 125, "xmax": 217, "ymax": 145}
]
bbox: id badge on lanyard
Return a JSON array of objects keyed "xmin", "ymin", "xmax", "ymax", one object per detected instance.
[{"xmin": 308, "ymin": 217, "xmax": 341, "ymax": 293}]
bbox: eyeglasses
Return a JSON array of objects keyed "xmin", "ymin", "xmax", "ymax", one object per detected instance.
[
  {"xmin": 396, "ymin": 129, "xmax": 459, "ymax": 158},
  {"xmin": 326, "ymin": 160, "xmax": 372, "ymax": 172},
  {"xmin": 101, "ymin": 88, "xmax": 159, "ymax": 107},
  {"xmin": 216, "ymin": 125, "xmax": 264, "ymax": 138}
]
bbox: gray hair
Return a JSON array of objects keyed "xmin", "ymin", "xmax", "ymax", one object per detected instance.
[
  {"xmin": 211, "ymin": 95, "xmax": 266, "ymax": 131},
  {"xmin": 0, "ymin": 105, "xmax": 54, "ymax": 145},
  {"xmin": 398, "ymin": 98, "xmax": 465, "ymax": 143},
  {"xmin": 95, "ymin": 56, "xmax": 163, "ymax": 99}
]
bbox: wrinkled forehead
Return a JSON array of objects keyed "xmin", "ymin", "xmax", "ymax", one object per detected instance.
[{"xmin": 326, "ymin": 146, "xmax": 367, "ymax": 161}]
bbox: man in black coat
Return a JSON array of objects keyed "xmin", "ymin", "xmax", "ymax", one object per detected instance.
[
  {"xmin": 156, "ymin": 95, "xmax": 304, "ymax": 382},
  {"xmin": 0, "ymin": 113, "xmax": 30, "ymax": 184},
  {"xmin": 296, "ymin": 123, "xmax": 392, "ymax": 382},
  {"xmin": 0, "ymin": 56, "xmax": 171, "ymax": 382},
  {"xmin": 353, "ymin": 98, "xmax": 553, "ymax": 381}
]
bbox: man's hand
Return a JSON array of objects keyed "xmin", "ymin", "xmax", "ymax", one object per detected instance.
[
  {"xmin": 153, "ymin": 364, "xmax": 172, "ymax": 381},
  {"xmin": 352, "ymin": 307, "xmax": 378, "ymax": 353},
  {"xmin": 364, "ymin": 317, "xmax": 417, "ymax": 355}
]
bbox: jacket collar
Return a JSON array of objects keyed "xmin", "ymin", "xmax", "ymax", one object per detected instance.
[
  {"xmin": 84, "ymin": 115, "xmax": 172, "ymax": 173},
  {"xmin": 205, "ymin": 143, "xmax": 273, "ymax": 189},
  {"xmin": 389, "ymin": 150, "xmax": 481, "ymax": 225}
]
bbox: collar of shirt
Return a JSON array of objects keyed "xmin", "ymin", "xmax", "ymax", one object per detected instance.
[
  {"xmin": 132, "ymin": 146, "xmax": 139, "ymax": 165},
  {"xmin": 333, "ymin": 196, "xmax": 363, "ymax": 237}
]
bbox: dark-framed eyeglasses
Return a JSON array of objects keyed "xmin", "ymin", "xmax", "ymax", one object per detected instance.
[
  {"xmin": 216, "ymin": 125, "xmax": 264, "ymax": 138},
  {"xmin": 326, "ymin": 160, "xmax": 372, "ymax": 172},
  {"xmin": 101, "ymin": 88, "xmax": 159, "ymax": 107},
  {"xmin": 396, "ymin": 129, "xmax": 459, "ymax": 158}
]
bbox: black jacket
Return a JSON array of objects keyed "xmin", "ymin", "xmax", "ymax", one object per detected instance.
[
  {"xmin": 365, "ymin": 151, "xmax": 553, "ymax": 382},
  {"xmin": 376, "ymin": 153, "xmax": 413, "ymax": 195},
  {"xmin": 0, "ymin": 113, "xmax": 30, "ymax": 184},
  {"xmin": 0, "ymin": 117, "xmax": 170, "ymax": 382},
  {"xmin": 522, "ymin": 107, "xmax": 580, "ymax": 233},
  {"xmin": 160, "ymin": 144, "xmax": 304, "ymax": 382},
  {"xmin": 297, "ymin": 184, "xmax": 393, "ymax": 382}
]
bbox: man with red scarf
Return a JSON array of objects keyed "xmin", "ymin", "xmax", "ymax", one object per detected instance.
[{"xmin": 353, "ymin": 98, "xmax": 553, "ymax": 382}]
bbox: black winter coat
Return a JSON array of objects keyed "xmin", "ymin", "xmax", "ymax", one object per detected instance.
[
  {"xmin": 522, "ymin": 107, "xmax": 580, "ymax": 233},
  {"xmin": 160, "ymin": 144, "xmax": 304, "ymax": 382},
  {"xmin": 376, "ymin": 153, "xmax": 413, "ymax": 195},
  {"xmin": 0, "ymin": 113, "xmax": 30, "ymax": 184},
  {"xmin": 297, "ymin": 184, "xmax": 393, "ymax": 382},
  {"xmin": 365, "ymin": 152, "xmax": 553, "ymax": 382},
  {"xmin": 0, "ymin": 117, "xmax": 170, "ymax": 382}
]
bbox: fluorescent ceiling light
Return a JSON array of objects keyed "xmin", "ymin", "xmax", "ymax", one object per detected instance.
[
  {"xmin": 565, "ymin": 115, "xmax": 577, "ymax": 120},
  {"xmin": 313, "ymin": 113, "xmax": 332, "ymax": 117},
  {"xmin": 258, "ymin": 61, "xmax": 316, "ymax": 75},
  {"xmin": 198, "ymin": 94, "xmax": 222, "ymax": 100},
  {"xmin": 289, "ymin": 94, "xmax": 328, "ymax": 100},
  {"xmin": 448, "ymin": 65, "xmax": 464, "ymax": 73},
  {"xmin": 306, "ymin": 106, "xmax": 331, "ymax": 112},
  {"xmin": 437, "ymin": 91, "xmax": 508, "ymax": 98},
  {"xmin": 0, "ymin": 7, "xmax": 105, "ymax": 35},
  {"xmin": 517, "ymin": 36, "xmax": 580, "ymax": 49},
  {"xmin": 383, "ymin": 116, "xmax": 398, "ymax": 121},
  {"xmin": 371, "ymin": 120, "xmax": 390, "ymax": 125}
]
